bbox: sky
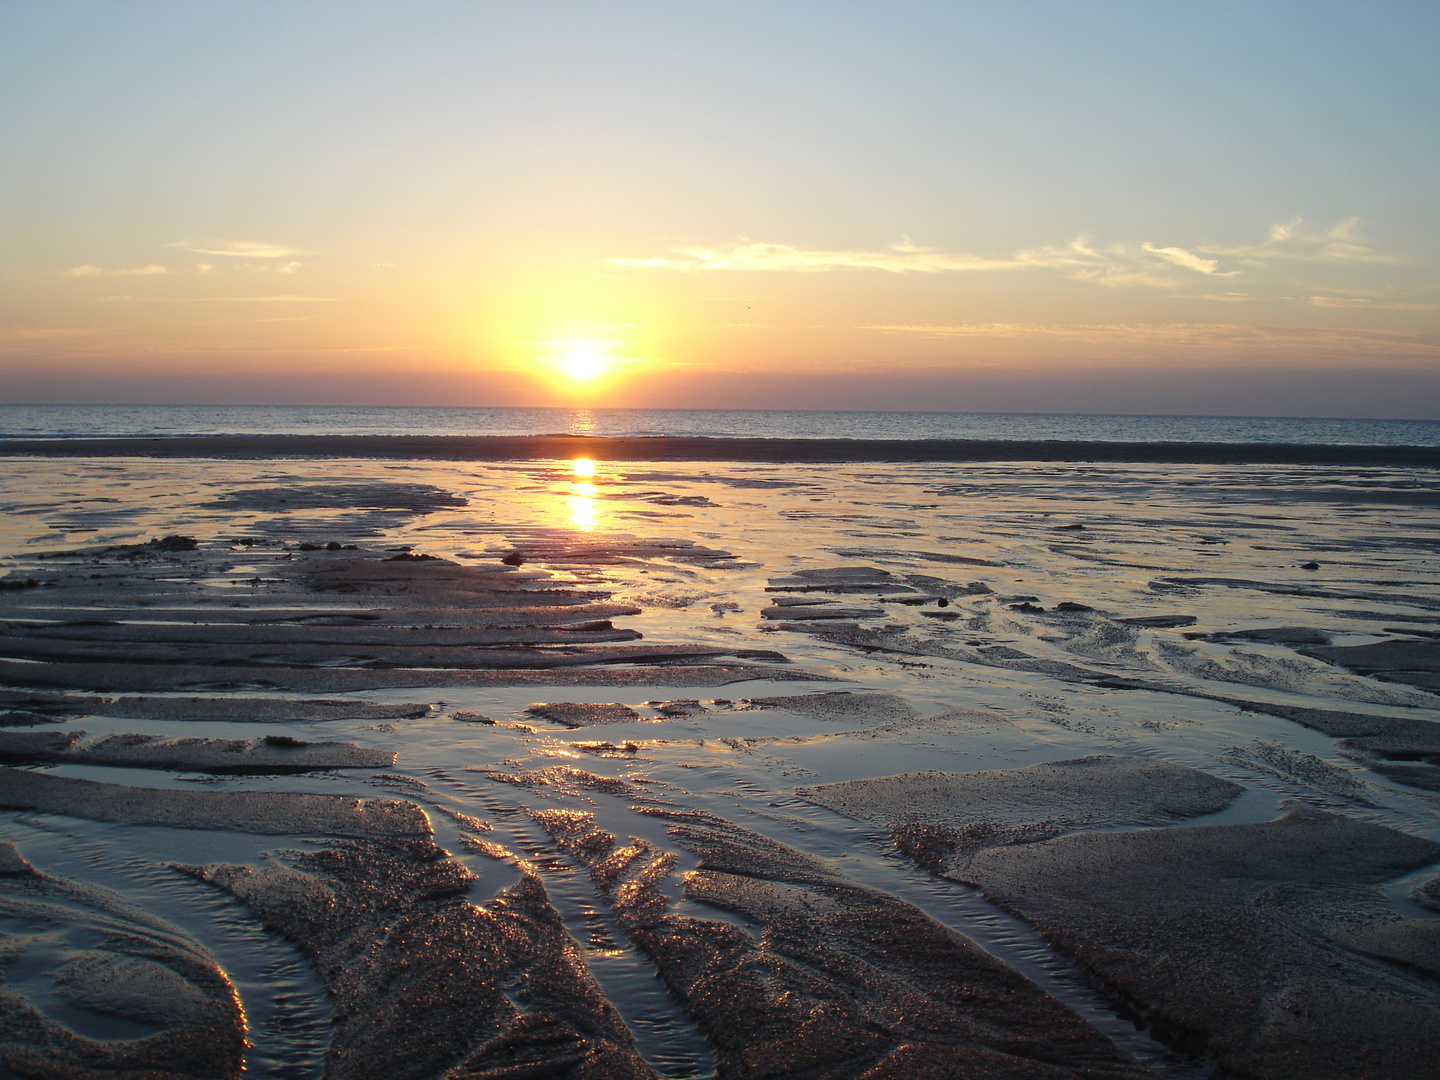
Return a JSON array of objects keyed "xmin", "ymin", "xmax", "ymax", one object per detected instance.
[{"xmin": 2, "ymin": 1, "xmax": 1439, "ymax": 417}]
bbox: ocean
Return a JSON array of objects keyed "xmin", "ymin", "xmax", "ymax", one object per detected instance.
[{"xmin": 2, "ymin": 403, "xmax": 1439, "ymax": 445}]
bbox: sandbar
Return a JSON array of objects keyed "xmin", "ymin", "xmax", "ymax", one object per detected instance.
[{"xmin": 2, "ymin": 433, "xmax": 1439, "ymax": 466}]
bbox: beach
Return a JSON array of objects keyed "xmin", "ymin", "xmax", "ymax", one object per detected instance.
[
  {"xmin": 1, "ymin": 444, "xmax": 1438, "ymax": 1079},
  {"xmin": 11, "ymin": 0, "xmax": 1440, "ymax": 1072}
]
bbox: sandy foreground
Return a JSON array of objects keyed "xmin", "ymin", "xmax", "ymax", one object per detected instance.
[{"xmin": 0, "ymin": 451, "xmax": 1437, "ymax": 1079}]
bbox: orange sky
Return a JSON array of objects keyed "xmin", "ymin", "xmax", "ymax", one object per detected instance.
[{"xmin": 2, "ymin": 4, "xmax": 1438, "ymax": 416}]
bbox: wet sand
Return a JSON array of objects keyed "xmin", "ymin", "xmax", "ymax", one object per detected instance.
[{"xmin": 0, "ymin": 452, "xmax": 1437, "ymax": 1078}]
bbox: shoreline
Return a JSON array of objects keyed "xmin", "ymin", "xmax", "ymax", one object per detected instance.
[{"xmin": 4, "ymin": 433, "xmax": 1440, "ymax": 466}]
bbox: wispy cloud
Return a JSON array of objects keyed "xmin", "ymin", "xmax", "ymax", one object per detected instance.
[
  {"xmin": 861, "ymin": 321, "xmax": 1440, "ymax": 360},
  {"xmin": 1204, "ymin": 218, "xmax": 1398, "ymax": 263},
  {"xmin": 612, "ymin": 240, "xmax": 1020, "ymax": 274},
  {"xmin": 166, "ymin": 239, "xmax": 306, "ymax": 259},
  {"xmin": 614, "ymin": 218, "xmax": 1395, "ymax": 290},
  {"xmin": 1011, "ymin": 239, "xmax": 1191, "ymax": 288},
  {"xmin": 1308, "ymin": 295, "xmax": 1436, "ymax": 310},
  {"xmin": 0, "ymin": 326, "xmax": 113, "ymax": 342},
  {"xmin": 65, "ymin": 264, "xmax": 169, "ymax": 277},
  {"xmin": 1141, "ymin": 244, "xmax": 1225, "ymax": 275},
  {"xmin": 97, "ymin": 294, "xmax": 338, "ymax": 304},
  {"xmin": 613, "ymin": 236, "xmax": 1239, "ymax": 288}
]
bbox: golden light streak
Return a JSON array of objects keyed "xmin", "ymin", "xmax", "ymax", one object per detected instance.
[
  {"xmin": 569, "ymin": 481, "xmax": 598, "ymax": 531},
  {"xmin": 567, "ymin": 457, "xmax": 599, "ymax": 530}
]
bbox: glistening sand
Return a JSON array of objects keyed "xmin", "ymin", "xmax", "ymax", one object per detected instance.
[{"xmin": 0, "ymin": 450, "xmax": 1437, "ymax": 1078}]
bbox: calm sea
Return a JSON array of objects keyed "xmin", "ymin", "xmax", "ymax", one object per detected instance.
[{"xmin": 1, "ymin": 404, "xmax": 1438, "ymax": 446}]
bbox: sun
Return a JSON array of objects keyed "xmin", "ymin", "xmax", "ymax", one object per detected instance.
[{"xmin": 559, "ymin": 347, "xmax": 609, "ymax": 382}]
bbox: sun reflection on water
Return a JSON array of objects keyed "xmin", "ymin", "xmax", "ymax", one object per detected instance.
[{"xmin": 568, "ymin": 457, "xmax": 598, "ymax": 530}]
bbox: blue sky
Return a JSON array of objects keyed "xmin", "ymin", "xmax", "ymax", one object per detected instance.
[{"xmin": 3, "ymin": 1, "xmax": 1438, "ymax": 415}]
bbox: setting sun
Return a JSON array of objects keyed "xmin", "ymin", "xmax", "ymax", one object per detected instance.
[{"xmin": 560, "ymin": 348, "xmax": 609, "ymax": 383}]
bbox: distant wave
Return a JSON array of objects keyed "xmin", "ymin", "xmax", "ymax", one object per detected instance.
[
  {"xmin": 1, "ymin": 404, "xmax": 1438, "ymax": 447},
  {"xmin": 4, "ymin": 433, "xmax": 1439, "ymax": 469}
]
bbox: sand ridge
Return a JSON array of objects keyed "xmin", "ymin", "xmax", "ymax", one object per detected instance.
[{"xmin": 0, "ymin": 455, "xmax": 1437, "ymax": 1077}]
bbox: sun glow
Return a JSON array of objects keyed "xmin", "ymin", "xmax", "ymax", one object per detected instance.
[
  {"xmin": 560, "ymin": 347, "xmax": 609, "ymax": 382},
  {"xmin": 530, "ymin": 339, "xmax": 647, "ymax": 401}
]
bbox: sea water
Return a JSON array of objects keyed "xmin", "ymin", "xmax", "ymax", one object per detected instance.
[{"xmin": 2, "ymin": 403, "xmax": 1439, "ymax": 445}]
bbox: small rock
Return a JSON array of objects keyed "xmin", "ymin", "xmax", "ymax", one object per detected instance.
[{"xmin": 450, "ymin": 710, "xmax": 495, "ymax": 725}]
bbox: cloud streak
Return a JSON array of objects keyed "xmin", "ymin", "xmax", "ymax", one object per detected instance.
[
  {"xmin": 1141, "ymin": 244, "xmax": 1225, "ymax": 275},
  {"xmin": 613, "ymin": 237, "xmax": 1232, "ymax": 288},
  {"xmin": 96, "ymin": 294, "xmax": 339, "ymax": 304},
  {"xmin": 614, "ymin": 219, "xmax": 1392, "ymax": 289},
  {"xmin": 167, "ymin": 239, "xmax": 306, "ymax": 259},
  {"xmin": 65, "ymin": 264, "xmax": 169, "ymax": 277},
  {"xmin": 860, "ymin": 320, "xmax": 1440, "ymax": 360},
  {"xmin": 613, "ymin": 240, "xmax": 1020, "ymax": 274},
  {"xmin": 1308, "ymin": 295, "xmax": 1436, "ymax": 310},
  {"xmin": 1206, "ymin": 218, "xmax": 1399, "ymax": 263}
]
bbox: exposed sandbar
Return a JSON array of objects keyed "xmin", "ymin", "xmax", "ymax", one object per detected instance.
[
  {"xmin": 0, "ymin": 692, "xmax": 431, "ymax": 724},
  {"xmin": 742, "ymin": 690, "xmax": 921, "ymax": 723},
  {"xmin": 535, "ymin": 801, "xmax": 1155, "ymax": 1079},
  {"xmin": 2, "ymin": 433, "xmax": 1439, "ymax": 467},
  {"xmin": 957, "ymin": 805, "xmax": 1440, "ymax": 1080},
  {"xmin": 525, "ymin": 702, "xmax": 645, "ymax": 727},
  {"xmin": 0, "ymin": 843, "xmax": 246, "ymax": 1079},
  {"xmin": 1302, "ymin": 638, "xmax": 1440, "ymax": 692},
  {"xmin": 0, "ymin": 658, "xmax": 821, "ymax": 693},
  {"xmin": 0, "ymin": 730, "xmax": 393, "ymax": 773},
  {"xmin": 800, "ymin": 755, "xmax": 1241, "ymax": 832},
  {"xmin": 848, "ymin": 754, "xmax": 1440, "ymax": 1079},
  {"xmin": 1, "ymin": 544, "xmax": 823, "ymax": 693},
  {"xmin": 0, "ymin": 768, "xmax": 429, "ymax": 837},
  {"xmin": 186, "ymin": 837, "xmax": 654, "ymax": 1080}
]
